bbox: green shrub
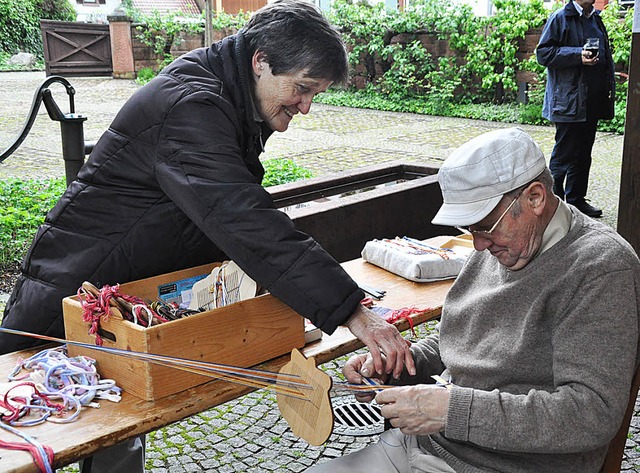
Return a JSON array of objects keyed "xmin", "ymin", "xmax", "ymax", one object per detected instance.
[
  {"xmin": 0, "ymin": 177, "xmax": 66, "ymax": 270},
  {"xmin": 0, "ymin": 0, "xmax": 40, "ymax": 54},
  {"xmin": 331, "ymin": 0, "xmax": 548, "ymax": 104},
  {"xmin": 0, "ymin": 0, "xmax": 75, "ymax": 56},
  {"xmin": 0, "ymin": 161, "xmax": 312, "ymax": 271},
  {"xmin": 36, "ymin": 0, "xmax": 76, "ymax": 22},
  {"xmin": 136, "ymin": 67, "xmax": 157, "ymax": 85},
  {"xmin": 132, "ymin": 11, "xmax": 204, "ymax": 71},
  {"xmin": 262, "ymin": 159, "xmax": 313, "ymax": 187},
  {"xmin": 601, "ymin": 0, "xmax": 633, "ymax": 72}
]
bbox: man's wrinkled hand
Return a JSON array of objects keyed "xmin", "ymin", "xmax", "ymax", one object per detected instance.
[
  {"xmin": 345, "ymin": 304, "xmax": 415, "ymax": 379},
  {"xmin": 375, "ymin": 385, "xmax": 450, "ymax": 436},
  {"xmin": 343, "ymin": 353, "xmax": 388, "ymax": 403}
]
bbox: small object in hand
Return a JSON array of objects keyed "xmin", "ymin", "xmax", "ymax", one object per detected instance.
[
  {"xmin": 361, "ymin": 376, "xmax": 384, "ymax": 393},
  {"xmin": 584, "ymin": 37, "xmax": 599, "ymax": 59}
]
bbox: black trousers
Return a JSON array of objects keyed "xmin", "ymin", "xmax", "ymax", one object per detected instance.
[
  {"xmin": 550, "ymin": 88, "xmax": 607, "ymax": 205},
  {"xmin": 549, "ymin": 116, "xmax": 599, "ymax": 205}
]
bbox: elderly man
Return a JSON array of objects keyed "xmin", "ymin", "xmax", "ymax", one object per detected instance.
[{"xmin": 307, "ymin": 127, "xmax": 640, "ymax": 473}]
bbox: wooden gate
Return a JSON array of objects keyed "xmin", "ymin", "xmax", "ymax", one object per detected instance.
[{"xmin": 40, "ymin": 20, "xmax": 112, "ymax": 77}]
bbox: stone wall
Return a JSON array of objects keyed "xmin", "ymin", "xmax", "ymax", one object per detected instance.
[
  {"xmin": 131, "ymin": 27, "xmax": 238, "ymax": 72},
  {"xmin": 516, "ymin": 27, "xmax": 544, "ymax": 85},
  {"xmin": 127, "ymin": 24, "xmax": 543, "ymax": 89}
]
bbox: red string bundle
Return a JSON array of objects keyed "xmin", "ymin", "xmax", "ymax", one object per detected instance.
[
  {"xmin": 0, "ymin": 438, "xmax": 54, "ymax": 472},
  {"xmin": 78, "ymin": 284, "xmax": 162, "ymax": 344},
  {"xmin": 0, "ymin": 382, "xmax": 64, "ymax": 423},
  {"xmin": 383, "ymin": 306, "xmax": 429, "ymax": 336},
  {"xmin": 0, "ymin": 382, "xmax": 58, "ymax": 472}
]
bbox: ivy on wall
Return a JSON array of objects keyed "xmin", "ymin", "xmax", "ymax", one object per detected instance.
[
  {"xmin": 0, "ymin": 0, "xmax": 75, "ymax": 56},
  {"xmin": 122, "ymin": 0, "xmax": 632, "ymax": 131}
]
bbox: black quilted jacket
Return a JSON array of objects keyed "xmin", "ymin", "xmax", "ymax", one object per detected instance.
[{"xmin": 0, "ymin": 33, "xmax": 363, "ymax": 353}]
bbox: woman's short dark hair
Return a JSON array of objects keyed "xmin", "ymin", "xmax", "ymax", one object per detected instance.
[{"xmin": 241, "ymin": 0, "xmax": 349, "ymax": 86}]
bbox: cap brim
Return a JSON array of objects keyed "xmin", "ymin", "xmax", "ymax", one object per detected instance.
[{"xmin": 431, "ymin": 194, "xmax": 503, "ymax": 227}]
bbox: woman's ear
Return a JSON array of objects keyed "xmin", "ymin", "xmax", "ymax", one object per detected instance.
[{"xmin": 251, "ymin": 51, "xmax": 268, "ymax": 77}]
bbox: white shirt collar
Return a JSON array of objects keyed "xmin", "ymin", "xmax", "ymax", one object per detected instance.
[
  {"xmin": 538, "ymin": 198, "xmax": 572, "ymax": 255},
  {"xmin": 573, "ymin": 1, "xmax": 594, "ymax": 17}
]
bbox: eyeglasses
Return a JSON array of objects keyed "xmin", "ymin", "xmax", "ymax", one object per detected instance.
[{"xmin": 456, "ymin": 191, "xmax": 523, "ymax": 237}]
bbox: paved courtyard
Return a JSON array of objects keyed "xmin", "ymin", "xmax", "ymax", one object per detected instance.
[{"xmin": 0, "ymin": 71, "xmax": 638, "ymax": 472}]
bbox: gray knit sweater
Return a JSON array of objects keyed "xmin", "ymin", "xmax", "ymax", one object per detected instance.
[{"xmin": 406, "ymin": 209, "xmax": 640, "ymax": 472}]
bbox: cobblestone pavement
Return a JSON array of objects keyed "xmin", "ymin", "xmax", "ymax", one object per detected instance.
[{"xmin": 1, "ymin": 71, "xmax": 638, "ymax": 472}]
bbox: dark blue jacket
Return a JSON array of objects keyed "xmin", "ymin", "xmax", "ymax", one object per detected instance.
[{"xmin": 536, "ymin": 1, "xmax": 615, "ymax": 122}]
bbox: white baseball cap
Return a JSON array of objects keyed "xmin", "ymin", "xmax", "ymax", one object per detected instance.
[{"xmin": 432, "ymin": 127, "xmax": 546, "ymax": 227}]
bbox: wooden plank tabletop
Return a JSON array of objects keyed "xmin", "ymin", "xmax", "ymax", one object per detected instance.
[{"xmin": 0, "ymin": 249, "xmax": 455, "ymax": 472}]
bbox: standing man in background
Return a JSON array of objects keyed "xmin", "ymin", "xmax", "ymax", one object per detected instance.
[{"xmin": 536, "ymin": 0, "xmax": 615, "ymax": 218}]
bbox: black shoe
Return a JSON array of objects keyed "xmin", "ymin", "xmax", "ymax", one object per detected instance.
[{"xmin": 574, "ymin": 200, "xmax": 603, "ymax": 218}]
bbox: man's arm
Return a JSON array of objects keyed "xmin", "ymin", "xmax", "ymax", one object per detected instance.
[{"xmin": 536, "ymin": 13, "xmax": 583, "ymax": 69}]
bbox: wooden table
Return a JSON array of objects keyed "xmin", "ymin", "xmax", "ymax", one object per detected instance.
[{"xmin": 0, "ymin": 255, "xmax": 454, "ymax": 472}]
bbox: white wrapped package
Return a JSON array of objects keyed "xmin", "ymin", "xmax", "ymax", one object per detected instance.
[{"xmin": 361, "ymin": 236, "xmax": 473, "ymax": 282}]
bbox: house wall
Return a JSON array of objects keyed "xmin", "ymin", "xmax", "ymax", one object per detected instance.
[{"xmin": 74, "ymin": 0, "xmax": 121, "ymax": 23}]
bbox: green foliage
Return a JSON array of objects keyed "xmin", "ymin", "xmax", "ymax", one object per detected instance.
[
  {"xmin": 261, "ymin": 159, "xmax": 313, "ymax": 187},
  {"xmin": 326, "ymin": 0, "xmax": 630, "ymax": 133},
  {"xmin": 379, "ymin": 39, "xmax": 435, "ymax": 96},
  {"xmin": 331, "ymin": 0, "xmax": 547, "ymax": 103},
  {"xmin": 120, "ymin": 0, "xmax": 143, "ymax": 22},
  {"xmin": 129, "ymin": 6, "xmax": 248, "ymax": 72},
  {"xmin": 136, "ymin": 67, "xmax": 157, "ymax": 85},
  {"xmin": 603, "ymin": 80, "xmax": 628, "ymax": 134},
  {"xmin": 601, "ymin": 0, "xmax": 633, "ymax": 71},
  {"xmin": 209, "ymin": 10, "xmax": 250, "ymax": 30},
  {"xmin": 316, "ymin": 87, "xmax": 617, "ymax": 131},
  {"xmin": 0, "ymin": 0, "xmax": 75, "ymax": 56},
  {"xmin": 0, "ymin": 160, "xmax": 311, "ymax": 269},
  {"xmin": 0, "ymin": 0, "xmax": 40, "ymax": 54},
  {"xmin": 0, "ymin": 177, "xmax": 66, "ymax": 269},
  {"xmin": 36, "ymin": 0, "xmax": 76, "ymax": 22},
  {"xmin": 316, "ymin": 85, "xmax": 454, "ymax": 115},
  {"xmin": 456, "ymin": 0, "xmax": 548, "ymax": 102},
  {"xmin": 133, "ymin": 11, "xmax": 204, "ymax": 71}
]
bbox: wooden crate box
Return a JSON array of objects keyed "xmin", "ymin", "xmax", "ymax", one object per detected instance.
[{"xmin": 62, "ymin": 263, "xmax": 305, "ymax": 401}]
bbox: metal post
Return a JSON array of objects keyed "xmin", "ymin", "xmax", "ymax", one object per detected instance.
[
  {"xmin": 1, "ymin": 76, "xmax": 90, "ymax": 187},
  {"xmin": 60, "ymin": 115, "xmax": 88, "ymax": 185},
  {"xmin": 42, "ymin": 82, "xmax": 89, "ymax": 186}
]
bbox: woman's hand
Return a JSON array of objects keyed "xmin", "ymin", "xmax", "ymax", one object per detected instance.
[{"xmin": 345, "ymin": 304, "xmax": 415, "ymax": 379}]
